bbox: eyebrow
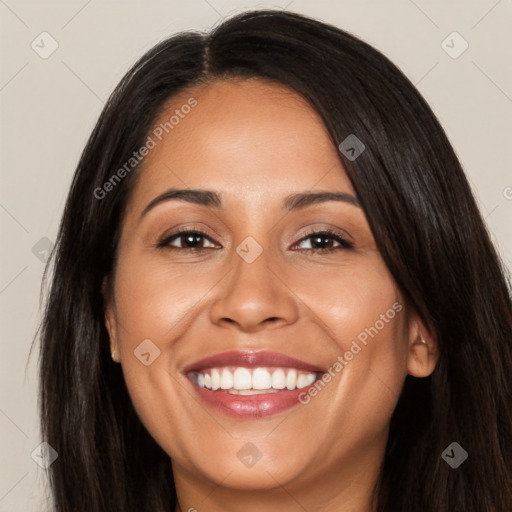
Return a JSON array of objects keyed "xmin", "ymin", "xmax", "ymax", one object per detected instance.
[{"xmin": 139, "ymin": 187, "xmax": 361, "ymax": 222}]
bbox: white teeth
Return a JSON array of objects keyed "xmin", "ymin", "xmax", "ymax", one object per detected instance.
[
  {"xmin": 296, "ymin": 373, "xmax": 316, "ymax": 389},
  {"xmin": 286, "ymin": 369, "xmax": 297, "ymax": 390},
  {"xmin": 211, "ymin": 368, "xmax": 220, "ymax": 390},
  {"xmin": 220, "ymin": 368, "xmax": 233, "ymax": 389},
  {"xmin": 228, "ymin": 388, "xmax": 280, "ymax": 395},
  {"xmin": 233, "ymin": 368, "xmax": 252, "ymax": 390},
  {"xmin": 271, "ymin": 368, "xmax": 286, "ymax": 389},
  {"xmin": 252, "ymin": 368, "xmax": 272, "ymax": 389},
  {"xmin": 194, "ymin": 366, "xmax": 319, "ymax": 392},
  {"xmin": 296, "ymin": 373, "xmax": 308, "ymax": 389}
]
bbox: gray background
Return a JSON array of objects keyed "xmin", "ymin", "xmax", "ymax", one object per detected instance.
[{"xmin": 1, "ymin": 0, "xmax": 511, "ymax": 510}]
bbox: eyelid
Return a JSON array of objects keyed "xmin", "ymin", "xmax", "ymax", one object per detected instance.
[
  {"xmin": 291, "ymin": 227, "xmax": 354, "ymax": 250},
  {"xmin": 156, "ymin": 226, "xmax": 354, "ymax": 251},
  {"xmin": 156, "ymin": 226, "xmax": 220, "ymax": 249}
]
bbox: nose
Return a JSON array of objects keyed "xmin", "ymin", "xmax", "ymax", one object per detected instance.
[{"xmin": 209, "ymin": 246, "xmax": 299, "ymax": 333}]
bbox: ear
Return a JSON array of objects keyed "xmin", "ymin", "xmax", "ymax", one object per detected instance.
[
  {"xmin": 406, "ymin": 313, "xmax": 439, "ymax": 378},
  {"xmin": 102, "ymin": 276, "xmax": 119, "ymax": 362}
]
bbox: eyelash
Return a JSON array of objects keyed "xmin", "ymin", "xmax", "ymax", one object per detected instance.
[{"xmin": 156, "ymin": 228, "xmax": 354, "ymax": 252}]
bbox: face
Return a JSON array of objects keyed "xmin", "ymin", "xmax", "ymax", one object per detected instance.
[{"xmin": 104, "ymin": 78, "xmax": 438, "ymax": 509}]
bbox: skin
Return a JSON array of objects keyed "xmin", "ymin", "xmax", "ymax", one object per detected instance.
[{"xmin": 104, "ymin": 78, "xmax": 439, "ymax": 512}]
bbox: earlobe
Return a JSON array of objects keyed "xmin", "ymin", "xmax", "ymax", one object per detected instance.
[
  {"xmin": 102, "ymin": 276, "xmax": 119, "ymax": 360},
  {"xmin": 406, "ymin": 324, "xmax": 439, "ymax": 378}
]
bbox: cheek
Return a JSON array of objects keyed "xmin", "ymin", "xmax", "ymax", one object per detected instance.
[
  {"xmin": 288, "ymin": 253, "xmax": 404, "ymax": 345},
  {"xmin": 287, "ymin": 255, "xmax": 409, "ymax": 413},
  {"xmin": 113, "ymin": 254, "xmax": 220, "ymax": 344}
]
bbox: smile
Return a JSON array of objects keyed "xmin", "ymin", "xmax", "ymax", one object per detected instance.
[
  {"xmin": 192, "ymin": 367, "xmax": 318, "ymax": 393},
  {"xmin": 184, "ymin": 350, "xmax": 326, "ymax": 417}
]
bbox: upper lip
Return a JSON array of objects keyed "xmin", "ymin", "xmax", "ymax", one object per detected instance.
[{"xmin": 183, "ymin": 350, "xmax": 325, "ymax": 373}]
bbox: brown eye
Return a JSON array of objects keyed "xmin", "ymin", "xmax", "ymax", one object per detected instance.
[
  {"xmin": 294, "ymin": 230, "xmax": 354, "ymax": 251},
  {"xmin": 157, "ymin": 230, "xmax": 218, "ymax": 250}
]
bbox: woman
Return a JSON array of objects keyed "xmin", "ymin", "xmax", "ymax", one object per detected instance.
[{"xmin": 35, "ymin": 9, "xmax": 512, "ymax": 512}]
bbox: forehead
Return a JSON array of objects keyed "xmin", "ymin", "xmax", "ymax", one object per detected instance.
[{"xmin": 126, "ymin": 78, "xmax": 354, "ymax": 215}]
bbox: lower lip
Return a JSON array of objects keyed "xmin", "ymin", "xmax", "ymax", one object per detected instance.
[{"xmin": 189, "ymin": 377, "xmax": 321, "ymax": 418}]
